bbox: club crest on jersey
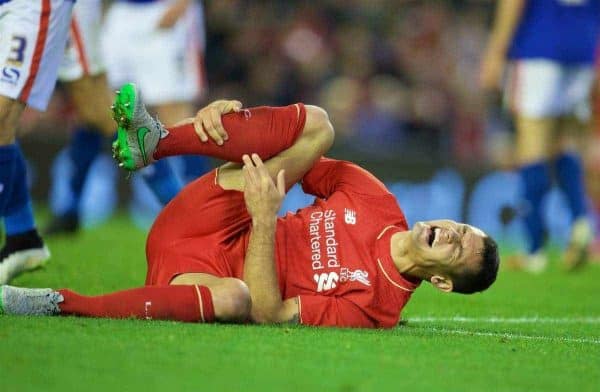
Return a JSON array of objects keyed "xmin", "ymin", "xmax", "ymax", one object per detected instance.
[{"xmin": 340, "ymin": 267, "xmax": 370, "ymax": 286}]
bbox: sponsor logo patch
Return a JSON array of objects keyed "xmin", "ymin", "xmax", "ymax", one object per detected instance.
[{"xmin": 1, "ymin": 67, "xmax": 20, "ymax": 85}]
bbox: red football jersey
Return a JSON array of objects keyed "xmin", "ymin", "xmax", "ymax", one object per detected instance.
[{"xmin": 275, "ymin": 158, "xmax": 420, "ymax": 328}]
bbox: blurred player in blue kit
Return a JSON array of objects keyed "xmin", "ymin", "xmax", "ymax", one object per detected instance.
[
  {"xmin": 46, "ymin": 0, "xmax": 210, "ymax": 235},
  {"xmin": 480, "ymin": 0, "xmax": 600, "ymax": 271},
  {"xmin": 0, "ymin": 0, "xmax": 208, "ymax": 285},
  {"xmin": 45, "ymin": 0, "xmax": 128, "ymax": 234},
  {"xmin": 0, "ymin": 0, "xmax": 75, "ymax": 283}
]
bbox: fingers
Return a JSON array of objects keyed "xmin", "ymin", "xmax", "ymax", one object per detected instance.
[
  {"xmin": 193, "ymin": 113, "xmax": 209, "ymax": 142},
  {"xmin": 243, "ymin": 153, "xmax": 276, "ymax": 191},
  {"xmin": 250, "ymin": 153, "xmax": 270, "ymax": 180},
  {"xmin": 195, "ymin": 107, "xmax": 227, "ymax": 145},
  {"xmin": 216, "ymin": 99, "xmax": 242, "ymax": 114},
  {"xmin": 242, "ymin": 165, "xmax": 254, "ymax": 189},
  {"xmin": 276, "ymin": 169, "xmax": 286, "ymax": 196},
  {"xmin": 192, "ymin": 100, "xmax": 242, "ymax": 144},
  {"xmin": 227, "ymin": 100, "xmax": 243, "ymax": 113},
  {"xmin": 206, "ymin": 106, "xmax": 228, "ymax": 145},
  {"xmin": 200, "ymin": 110, "xmax": 221, "ymax": 145},
  {"xmin": 242, "ymin": 154, "xmax": 259, "ymax": 186}
]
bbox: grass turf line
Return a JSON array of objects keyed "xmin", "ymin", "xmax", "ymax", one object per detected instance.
[{"xmin": 1, "ymin": 215, "xmax": 599, "ymax": 392}]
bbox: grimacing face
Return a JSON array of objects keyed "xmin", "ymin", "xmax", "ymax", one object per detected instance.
[{"xmin": 410, "ymin": 219, "xmax": 487, "ymax": 275}]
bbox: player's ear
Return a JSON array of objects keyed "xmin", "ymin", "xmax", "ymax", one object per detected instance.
[{"xmin": 430, "ymin": 275, "xmax": 453, "ymax": 293}]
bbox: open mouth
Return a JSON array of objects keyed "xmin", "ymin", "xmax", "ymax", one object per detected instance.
[{"xmin": 427, "ymin": 226, "xmax": 441, "ymax": 247}]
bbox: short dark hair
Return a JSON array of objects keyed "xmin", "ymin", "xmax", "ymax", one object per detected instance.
[{"xmin": 452, "ymin": 235, "xmax": 500, "ymax": 294}]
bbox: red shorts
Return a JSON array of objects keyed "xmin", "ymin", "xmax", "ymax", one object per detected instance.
[{"xmin": 145, "ymin": 104, "xmax": 306, "ymax": 285}]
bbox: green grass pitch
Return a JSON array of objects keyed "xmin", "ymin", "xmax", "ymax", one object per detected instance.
[{"xmin": 1, "ymin": 215, "xmax": 599, "ymax": 391}]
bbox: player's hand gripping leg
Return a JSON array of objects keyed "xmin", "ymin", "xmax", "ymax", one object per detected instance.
[
  {"xmin": 111, "ymin": 83, "xmax": 244, "ymax": 170},
  {"xmin": 172, "ymin": 99, "xmax": 243, "ymax": 145}
]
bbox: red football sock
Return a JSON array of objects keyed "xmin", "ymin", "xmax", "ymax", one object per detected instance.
[
  {"xmin": 154, "ymin": 104, "xmax": 306, "ymax": 162},
  {"xmin": 58, "ymin": 285, "xmax": 215, "ymax": 323}
]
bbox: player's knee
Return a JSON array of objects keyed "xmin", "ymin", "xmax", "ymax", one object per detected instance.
[
  {"xmin": 215, "ymin": 278, "xmax": 251, "ymax": 322},
  {"xmin": 304, "ymin": 105, "xmax": 335, "ymax": 151},
  {"xmin": 0, "ymin": 97, "xmax": 23, "ymax": 144}
]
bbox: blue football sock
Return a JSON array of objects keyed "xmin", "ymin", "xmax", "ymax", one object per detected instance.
[
  {"xmin": 555, "ymin": 152, "xmax": 587, "ymax": 220},
  {"xmin": 140, "ymin": 158, "xmax": 183, "ymax": 205},
  {"xmin": 3, "ymin": 144, "xmax": 35, "ymax": 235},
  {"xmin": 4, "ymin": 202, "xmax": 35, "ymax": 235},
  {"xmin": 519, "ymin": 161, "xmax": 551, "ymax": 253},
  {"xmin": 0, "ymin": 144, "xmax": 17, "ymax": 216},
  {"xmin": 0, "ymin": 144, "xmax": 18, "ymax": 215},
  {"xmin": 66, "ymin": 126, "xmax": 103, "ymax": 216}
]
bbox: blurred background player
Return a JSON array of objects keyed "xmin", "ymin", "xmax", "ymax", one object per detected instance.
[
  {"xmin": 45, "ymin": 0, "xmax": 117, "ymax": 234},
  {"xmin": 45, "ymin": 0, "xmax": 198, "ymax": 235},
  {"xmin": 101, "ymin": 0, "xmax": 210, "ymax": 195},
  {"xmin": 480, "ymin": 0, "xmax": 600, "ymax": 271},
  {"xmin": 0, "ymin": 0, "xmax": 74, "ymax": 283},
  {"xmin": 588, "ymin": 43, "xmax": 600, "ymax": 257},
  {"xmin": 102, "ymin": 0, "xmax": 207, "ymax": 125}
]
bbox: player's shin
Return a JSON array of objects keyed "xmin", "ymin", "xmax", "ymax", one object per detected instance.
[
  {"xmin": 153, "ymin": 104, "xmax": 306, "ymax": 163},
  {"xmin": 57, "ymin": 285, "xmax": 215, "ymax": 322}
]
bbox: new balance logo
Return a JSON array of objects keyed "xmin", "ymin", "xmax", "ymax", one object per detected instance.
[
  {"xmin": 314, "ymin": 272, "xmax": 339, "ymax": 292},
  {"xmin": 344, "ymin": 208, "xmax": 356, "ymax": 225}
]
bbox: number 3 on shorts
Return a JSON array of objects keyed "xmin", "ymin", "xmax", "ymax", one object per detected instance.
[{"xmin": 8, "ymin": 36, "xmax": 27, "ymax": 65}]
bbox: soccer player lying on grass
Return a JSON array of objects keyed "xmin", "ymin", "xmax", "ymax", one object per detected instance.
[{"xmin": 0, "ymin": 83, "xmax": 500, "ymax": 328}]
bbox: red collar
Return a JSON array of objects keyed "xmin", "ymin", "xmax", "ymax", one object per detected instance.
[{"xmin": 375, "ymin": 225, "xmax": 421, "ymax": 292}]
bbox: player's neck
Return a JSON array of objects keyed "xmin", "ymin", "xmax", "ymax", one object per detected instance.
[{"xmin": 389, "ymin": 231, "xmax": 428, "ymax": 281}]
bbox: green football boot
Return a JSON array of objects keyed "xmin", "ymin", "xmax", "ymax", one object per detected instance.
[{"xmin": 111, "ymin": 83, "xmax": 168, "ymax": 171}]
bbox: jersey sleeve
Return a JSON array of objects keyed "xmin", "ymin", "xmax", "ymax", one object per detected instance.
[
  {"xmin": 301, "ymin": 157, "xmax": 391, "ymax": 199},
  {"xmin": 297, "ymin": 294, "xmax": 377, "ymax": 328}
]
